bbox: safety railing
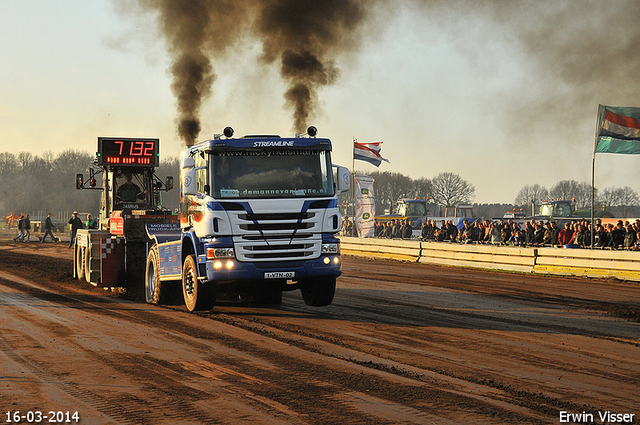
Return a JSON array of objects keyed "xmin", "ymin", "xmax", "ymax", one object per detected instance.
[{"xmin": 340, "ymin": 237, "xmax": 640, "ymax": 282}]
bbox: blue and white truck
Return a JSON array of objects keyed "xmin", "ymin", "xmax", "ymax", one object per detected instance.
[{"xmin": 145, "ymin": 127, "xmax": 350, "ymax": 311}]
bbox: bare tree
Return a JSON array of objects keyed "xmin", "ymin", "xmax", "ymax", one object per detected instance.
[
  {"xmin": 514, "ymin": 184, "xmax": 549, "ymax": 211},
  {"xmin": 615, "ymin": 186, "xmax": 640, "ymax": 217},
  {"xmin": 407, "ymin": 177, "xmax": 432, "ymax": 201},
  {"xmin": 549, "ymin": 180, "xmax": 593, "ymax": 209},
  {"xmin": 430, "ymin": 172, "xmax": 475, "ymax": 207},
  {"xmin": 596, "ymin": 186, "xmax": 640, "ymax": 217},
  {"xmin": 0, "ymin": 152, "xmax": 18, "ymax": 175},
  {"xmin": 599, "ymin": 187, "xmax": 619, "ymax": 209},
  {"xmin": 368, "ymin": 171, "xmax": 412, "ymax": 213},
  {"xmin": 17, "ymin": 152, "xmax": 33, "ymax": 170}
]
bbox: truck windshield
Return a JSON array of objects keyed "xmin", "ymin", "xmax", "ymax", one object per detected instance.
[
  {"xmin": 539, "ymin": 203, "xmax": 571, "ymax": 217},
  {"xmin": 112, "ymin": 170, "xmax": 153, "ymax": 209},
  {"xmin": 210, "ymin": 150, "xmax": 334, "ymax": 198},
  {"xmin": 407, "ymin": 202, "xmax": 427, "ymax": 216}
]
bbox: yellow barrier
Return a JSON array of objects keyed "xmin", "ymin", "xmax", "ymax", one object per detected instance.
[
  {"xmin": 340, "ymin": 236, "xmax": 640, "ymax": 282},
  {"xmin": 419, "ymin": 242, "xmax": 536, "ymax": 273},
  {"xmin": 535, "ymin": 247, "xmax": 640, "ymax": 281},
  {"xmin": 340, "ymin": 237, "xmax": 421, "ymax": 262}
]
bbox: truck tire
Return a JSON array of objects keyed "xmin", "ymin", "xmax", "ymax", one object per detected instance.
[
  {"xmin": 84, "ymin": 243, "xmax": 92, "ymax": 284},
  {"xmin": 145, "ymin": 246, "xmax": 167, "ymax": 304},
  {"xmin": 75, "ymin": 246, "xmax": 85, "ymax": 281},
  {"xmin": 300, "ymin": 276, "xmax": 336, "ymax": 307},
  {"xmin": 182, "ymin": 254, "xmax": 215, "ymax": 311}
]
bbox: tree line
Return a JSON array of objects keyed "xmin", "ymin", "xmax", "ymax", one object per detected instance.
[
  {"xmin": 1, "ymin": 150, "xmax": 638, "ymax": 223},
  {"xmin": 346, "ymin": 171, "xmax": 640, "ymax": 218},
  {"xmin": 514, "ymin": 182, "xmax": 640, "ymax": 217},
  {"xmin": 0, "ymin": 150, "xmax": 180, "ymax": 222}
]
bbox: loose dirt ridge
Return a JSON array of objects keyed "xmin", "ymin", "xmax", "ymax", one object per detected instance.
[{"xmin": 0, "ymin": 242, "xmax": 638, "ymax": 424}]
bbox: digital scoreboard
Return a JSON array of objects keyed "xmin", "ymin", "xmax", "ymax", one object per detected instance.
[{"xmin": 97, "ymin": 137, "xmax": 159, "ymax": 167}]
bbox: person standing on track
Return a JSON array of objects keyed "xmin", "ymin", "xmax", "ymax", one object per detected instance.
[
  {"xmin": 68, "ymin": 211, "xmax": 84, "ymax": 248},
  {"xmin": 13, "ymin": 214, "xmax": 26, "ymax": 242},
  {"xmin": 85, "ymin": 214, "xmax": 98, "ymax": 229},
  {"xmin": 41, "ymin": 213, "xmax": 57, "ymax": 243},
  {"xmin": 24, "ymin": 214, "xmax": 31, "ymax": 242}
]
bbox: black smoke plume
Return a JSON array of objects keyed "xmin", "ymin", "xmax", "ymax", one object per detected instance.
[
  {"xmin": 130, "ymin": 0, "xmax": 366, "ymax": 142},
  {"xmin": 255, "ymin": 0, "xmax": 366, "ymax": 132},
  {"xmin": 135, "ymin": 0, "xmax": 250, "ymax": 146}
]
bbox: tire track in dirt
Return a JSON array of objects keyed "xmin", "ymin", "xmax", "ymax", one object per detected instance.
[
  {"xmin": 0, "ymin": 266, "xmax": 550, "ymax": 424},
  {"xmin": 1, "ymin": 244, "xmax": 639, "ymax": 423}
]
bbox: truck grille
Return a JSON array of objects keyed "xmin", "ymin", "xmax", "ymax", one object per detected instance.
[{"xmin": 230, "ymin": 210, "xmax": 322, "ymax": 262}]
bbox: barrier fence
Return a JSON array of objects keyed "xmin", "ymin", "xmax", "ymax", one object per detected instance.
[{"xmin": 340, "ymin": 237, "xmax": 640, "ymax": 282}]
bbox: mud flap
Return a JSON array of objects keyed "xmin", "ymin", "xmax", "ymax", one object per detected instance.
[{"xmin": 101, "ymin": 237, "xmax": 125, "ymax": 287}]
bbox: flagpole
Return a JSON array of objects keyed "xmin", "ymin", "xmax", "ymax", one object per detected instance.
[
  {"xmin": 591, "ymin": 104, "xmax": 601, "ymax": 249},
  {"xmin": 352, "ymin": 136, "xmax": 356, "ymax": 237}
]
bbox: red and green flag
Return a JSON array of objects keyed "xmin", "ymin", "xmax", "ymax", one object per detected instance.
[{"xmin": 595, "ymin": 105, "xmax": 640, "ymax": 154}]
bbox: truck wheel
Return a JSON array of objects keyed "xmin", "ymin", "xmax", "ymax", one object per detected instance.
[
  {"xmin": 145, "ymin": 246, "xmax": 163, "ymax": 304},
  {"xmin": 84, "ymin": 243, "xmax": 93, "ymax": 284},
  {"xmin": 182, "ymin": 254, "xmax": 215, "ymax": 311},
  {"xmin": 145, "ymin": 246, "xmax": 181, "ymax": 305},
  {"xmin": 300, "ymin": 276, "xmax": 336, "ymax": 307},
  {"xmin": 75, "ymin": 246, "xmax": 85, "ymax": 281}
]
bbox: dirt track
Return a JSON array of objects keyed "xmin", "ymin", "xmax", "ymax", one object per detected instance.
[{"xmin": 0, "ymin": 241, "xmax": 639, "ymax": 424}]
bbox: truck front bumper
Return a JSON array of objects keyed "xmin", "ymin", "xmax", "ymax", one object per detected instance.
[{"xmin": 198, "ymin": 254, "xmax": 342, "ymax": 283}]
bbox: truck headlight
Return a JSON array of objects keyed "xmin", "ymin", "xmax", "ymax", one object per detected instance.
[
  {"xmin": 207, "ymin": 247, "xmax": 235, "ymax": 259},
  {"xmin": 321, "ymin": 243, "xmax": 339, "ymax": 254},
  {"xmin": 213, "ymin": 259, "xmax": 235, "ymax": 270}
]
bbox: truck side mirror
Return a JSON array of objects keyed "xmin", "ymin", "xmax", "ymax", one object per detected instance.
[
  {"xmin": 182, "ymin": 168, "xmax": 197, "ymax": 196},
  {"xmin": 334, "ymin": 166, "xmax": 350, "ymax": 194},
  {"xmin": 166, "ymin": 176, "xmax": 174, "ymax": 191},
  {"xmin": 76, "ymin": 174, "xmax": 84, "ymax": 190},
  {"xmin": 182, "ymin": 157, "xmax": 195, "ymax": 169}
]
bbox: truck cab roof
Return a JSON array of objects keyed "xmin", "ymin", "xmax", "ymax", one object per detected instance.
[{"xmin": 189, "ymin": 137, "xmax": 333, "ymax": 153}]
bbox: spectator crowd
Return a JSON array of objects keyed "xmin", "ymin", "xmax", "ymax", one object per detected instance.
[{"xmin": 343, "ymin": 217, "xmax": 640, "ymax": 250}]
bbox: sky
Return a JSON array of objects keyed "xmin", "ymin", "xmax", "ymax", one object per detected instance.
[{"xmin": 1, "ymin": 0, "xmax": 640, "ymax": 204}]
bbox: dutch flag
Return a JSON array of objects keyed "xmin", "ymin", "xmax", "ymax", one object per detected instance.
[
  {"xmin": 596, "ymin": 105, "xmax": 640, "ymax": 155},
  {"xmin": 353, "ymin": 141, "xmax": 390, "ymax": 167}
]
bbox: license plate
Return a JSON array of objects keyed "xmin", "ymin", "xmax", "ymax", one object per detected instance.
[{"xmin": 265, "ymin": 271, "xmax": 295, "ymax": 279}]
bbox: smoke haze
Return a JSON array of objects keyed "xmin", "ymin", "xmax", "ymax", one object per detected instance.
[
  {"xmin": 404, "ymin": 0, "xmax": 640, "ymax": 146},
  {"xmin": 133, "ymin": 0, "xmax": 250, "ymax": 145},
  {"xmin": 254, "ymin": 0, "xmax": 366, "ymax": 132},
  {"xmin": 130, "ymin": 0, "xmax": 366, "ymax": 143},
  {"xmin": 111, "ymin": 0, "xmax": 640, "ymax": 201}
]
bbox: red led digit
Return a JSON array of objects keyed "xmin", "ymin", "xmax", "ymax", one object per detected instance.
[
  {"xmin": 143, "ymin": 141, "xmax": 155, "ymax": 157},
  {"xmin": 130, "ymin": 141, "xmax": 144, "ymax": 156},
  {"xmin": 115, "ymin": 140, "xmax": 124, "ymax": 155}
]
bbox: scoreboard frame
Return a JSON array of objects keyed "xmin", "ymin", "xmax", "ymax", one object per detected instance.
[{"xmin": 97, "ymin": 137, "xmax": 160, "ymax": 167}]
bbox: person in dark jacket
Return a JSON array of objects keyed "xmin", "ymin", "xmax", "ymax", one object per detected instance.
[
  {"xmin": 391, "ymin": 219, "xmax": 402, "ymax": 239},
  {"xmin": 23, "ymin": 214, "xmax": 31, "ymax": 242},
  {"xmin": 68, "ymin": 211, "xmax": 84, "ymax": 248},
  {"xmin": 533, "ymin": 223, "xmax": 545, "ymax": 246},
  {"xmin": 609, "ymin": 221, "xmax": 626, "ymax": 249},
  {"xmin": 623, "ymin": 224, "xmax": 636, "ymax": 250},
  {"xmin": 382, "ymin": 222, "xmax": 393, "ymax": 238},
  {"xmin": 13, "ymin": 214, "xmax": 25, "ymax": 242},
  {"xmin": 524, "ymin": 221, "xmax": 535, "ymax": 246},
  {"xmin": 593, "ymin": 224, "xmax": 608, "ymax": 248},
  {"xmin": 374, "ymin": 220, "xmax": 383, "ymax": 237},
  {"xmin": 402, "ymin": 219, "xmax": 412, "ymax": 239},
  {"xmin": 41, "ymin": 213, "xmax": 57, "ymax": 242},
  {"xmin": 574, "ymin": 224, "xmax": 589, "ymax": 247}
]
